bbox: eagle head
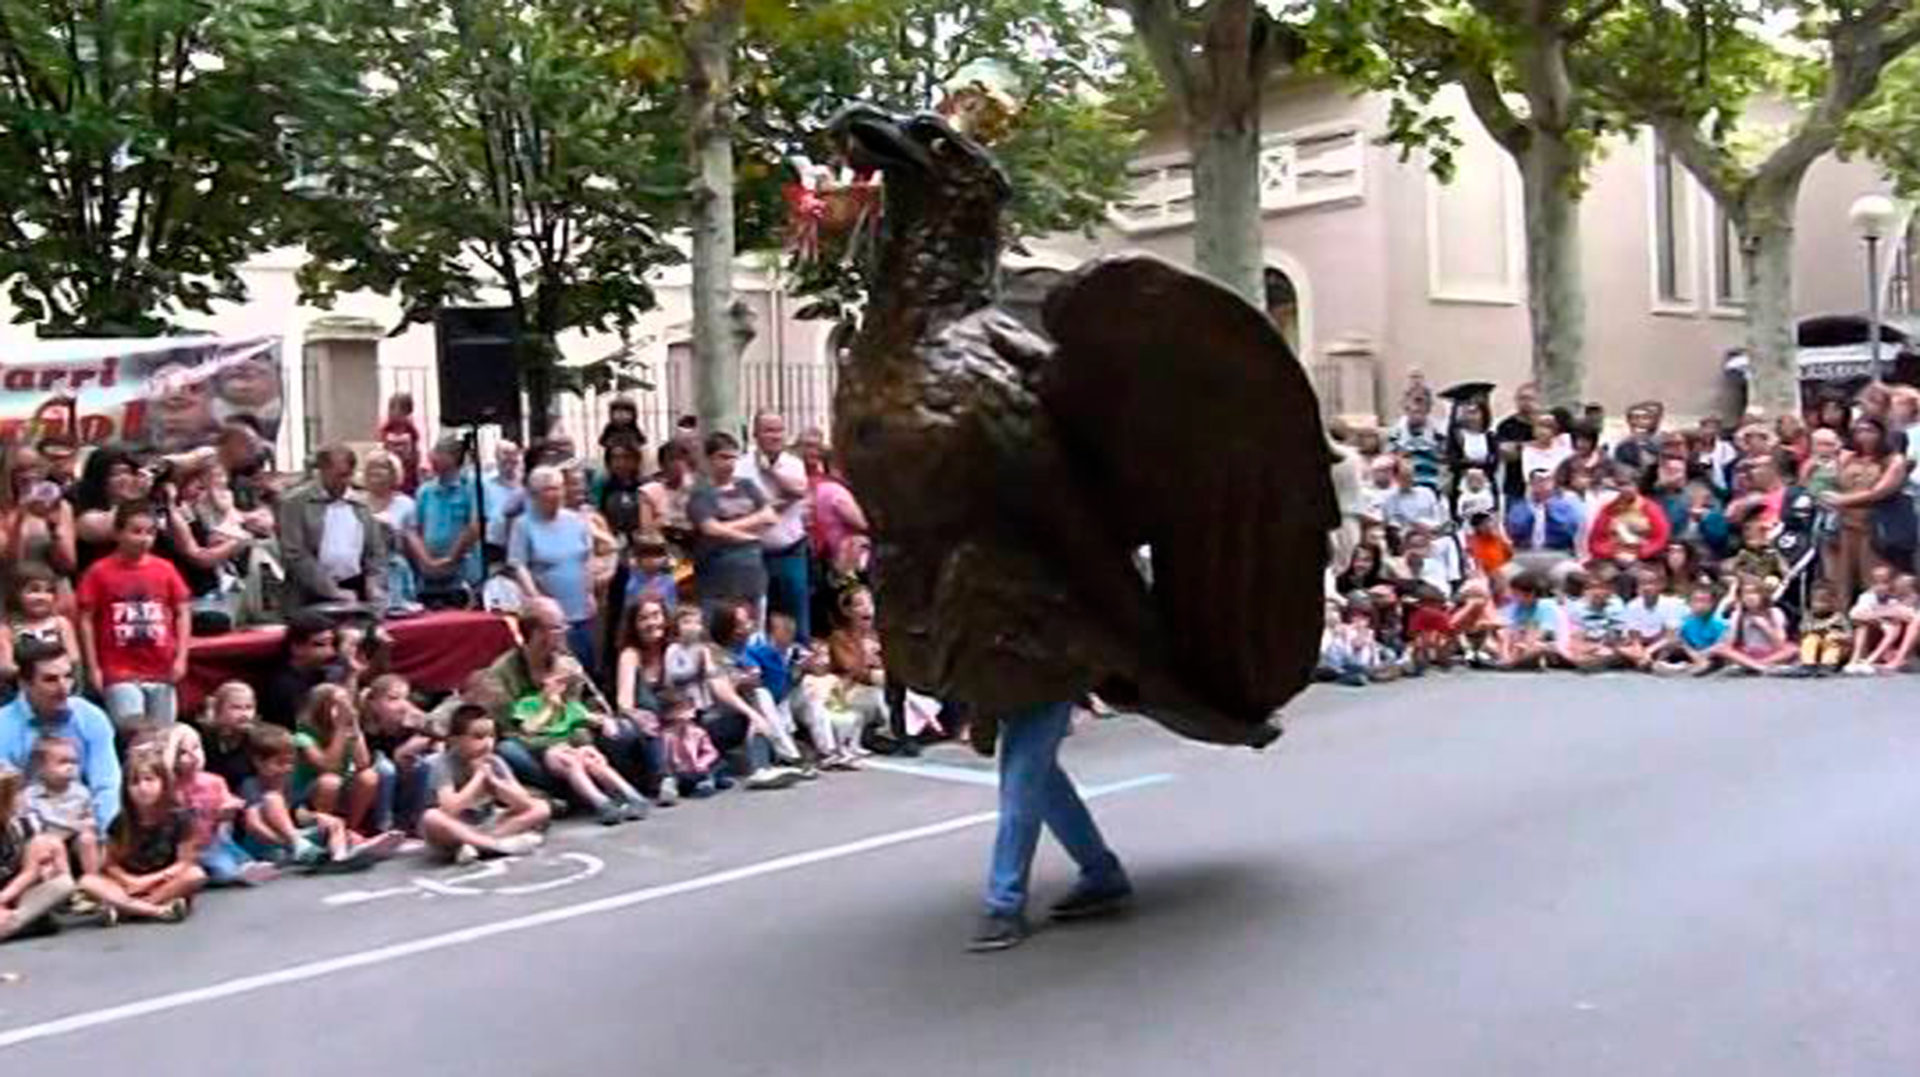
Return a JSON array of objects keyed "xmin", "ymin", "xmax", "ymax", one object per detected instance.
[{"xmin": 829, "ymin": 104, "xmax": 1011, "ymax": 208}]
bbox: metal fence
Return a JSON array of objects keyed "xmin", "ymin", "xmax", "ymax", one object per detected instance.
[{"xmin": 385, "ymin": 343, "xmax": 842, "ymax": 466}]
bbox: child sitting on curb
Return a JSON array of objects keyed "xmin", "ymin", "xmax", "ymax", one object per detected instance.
[{"xmin": 420, "ymin": 704, "xmax": 551, "ymax": 863}]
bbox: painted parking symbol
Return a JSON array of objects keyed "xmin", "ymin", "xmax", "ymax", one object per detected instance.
[{"xmin": 323, "ymin": 852, "xmax": 605, "ymax": 907}]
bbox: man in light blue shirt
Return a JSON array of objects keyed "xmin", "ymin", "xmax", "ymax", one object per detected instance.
[
  {"xmin": 482, "ymin": 440, "xmax": 527, "ymax": 552},
  {"xmin": 0, "ymin": 643, "xmax": 121, "ymax": 829},
  {"xmin": 415, "ymin": 436, "xmax": 484, "ymax": 590}
]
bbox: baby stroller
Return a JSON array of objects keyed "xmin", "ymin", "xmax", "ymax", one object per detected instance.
[{"xmin": 1772, "ymin": 488, "xmax": 1828, "ymax": 629}]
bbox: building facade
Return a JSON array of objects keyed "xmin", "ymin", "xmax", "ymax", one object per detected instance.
[
  {"xmin": 0, "ymin": 75, "xmax": 1909, "ymax": 460},
  {"xmin": 1027, "ymin": 77, "xmax": 1911, "ymax": 426}
]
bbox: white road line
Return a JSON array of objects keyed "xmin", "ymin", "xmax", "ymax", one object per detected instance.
[
  {"xmin": 859, "ymin": 758, "xmax": 1001, "ymax": 785},
  {"xmin": 0, "ymin": 773, "xmax": 1173, "ymax": 1052}
]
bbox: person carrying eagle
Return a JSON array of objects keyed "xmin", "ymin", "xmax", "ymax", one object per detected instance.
[{"xmin": 829, "ymin": 105, "xmax": 1343, "ymax": 952}]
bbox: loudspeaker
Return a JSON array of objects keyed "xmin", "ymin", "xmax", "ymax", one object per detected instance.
[{"xmin": 435, "ymin": 307, "xmax": 523, "ymax": 432}]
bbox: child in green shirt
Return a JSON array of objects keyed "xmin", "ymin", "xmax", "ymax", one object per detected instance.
[{"xmin": 508, "ymin": 657, "xmax": 649, "ymax": 826}]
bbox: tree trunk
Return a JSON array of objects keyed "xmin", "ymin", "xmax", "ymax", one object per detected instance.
[
  {"xmin": 685, "ymin": 1, "xmax": 744, "ymax": 438},
  {"xmin": 1738, "ymin": 177, "xmax": 1805, "ymax": 418},
  {"xmin": 1517, "ymin": 133, "xmax": 1587, "ymax": 410},
  {"xmin": 1188, "ymin": 99, "xmax": 1265, "ymax": 307}
]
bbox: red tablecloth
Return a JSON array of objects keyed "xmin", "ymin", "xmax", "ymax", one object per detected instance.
[{"xmin": 181, "ymin": 610, "xmax": 515, "ymax": 714}]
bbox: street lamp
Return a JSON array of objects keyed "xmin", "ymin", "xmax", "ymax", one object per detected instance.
[{"xmin": 1850, "ymin": 193, "xmax": 1901, "ymax": 383}]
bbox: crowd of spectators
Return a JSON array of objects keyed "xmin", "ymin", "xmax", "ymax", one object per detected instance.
[
  {"xmin": 1, "ymin": 391, "xmax": 921, "ymax": 942},
  {"xmin": 1322, "ymin": 376, "xmax": 1920, "ymax": 684}
]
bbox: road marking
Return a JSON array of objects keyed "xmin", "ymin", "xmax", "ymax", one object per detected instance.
[
  {"xmin": 859, "ymin": 758, "xmax": 1000, "ymax": 785},
  {"xmin": 495, "ymin": 853, "xmax": 605, "ymax": 896},
  {"xmin": 0, "ymin": 773, "xmax": 1172, "ymax": 1052},
  {"xmin": 411, "ymin": 861, "xmax": 511, "ymax": 897},
  {"xmin": 320, "ymin": 885, "xmax": 418, "ymax": 908}
]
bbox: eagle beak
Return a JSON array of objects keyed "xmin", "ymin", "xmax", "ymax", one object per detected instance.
[{"xmin": 828, "ymin": 105, "xmax": 933, "ymax": 174}]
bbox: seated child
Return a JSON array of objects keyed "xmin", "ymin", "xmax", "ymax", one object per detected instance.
[
  {"xmin": 682, "ymin": 606, "xmax": 804, "ymax": 787},
  {"xmin": 1559, "ymin": 573, "xmax": 1627, "ymax": 671},
  {"xmin": 166, "ymin": 724, "xmax": 275, "ymax": 887},
  {"xmin": 509, "ymin": 656, "xmax": 649, "ymax": 825},
  {"xmin": 1404, "ymin": 586, "xmax": 1456, "ymax": 671},
  {"xmin": 657, "ymin": 687, "xmax": 725, "ymax": 797},
  {"xmin": 0, "ymin": 763, "xmax": 75, "ymax": 942},
  {"xmin": 1448, "ymin": 578, "xmax": 1501, "ymax": 665},
  {"xmin": 782, "ymin": 634, "xmax": 849, "ymax": 766},
  {"xmin": 78, "ymin": 745, "xmax": 203, "ymax": 924},
  {"xmin": 1797, "ymin": 582, "xmax": 1852, "ymax": 674},
  {"xmin": 793, "ymin": 641, "xmax": 876, "ymax": 765},
  {"xmin": 1317, "ymin": 599, "xmax": 1371, "ymax": 687},
  {"xmin": 360, "ymin": 673, "xmax": 440, "ymax": 833},
  {"xmin": 1725, "ymin": 518, "xmax": 1789, "ymax": 590},
  {"xmin": 710, "ymin": 605, "xmax": 807, "ymax": 770},
  {"xmin": 1846, "ymin": 565, "xmax": 1910, "ymax": 675},
  {"xmin": 25, "ymin": 736, "xmax": 101, "ymax": 876},
  {"xmin": 1464, "ymin": 511, "xmax": 1514, "ymax": 579},
  {"xmin": 240, "ymin": 725, "xmax": 399, "ymax": 871},
  {"xmin": 1655, "ymin": 586, "xmax": 1729, "ymax": 676},
  {"xmin": 294, "ymin": 684, "xmax": 383, "ymax": 836},
  {"xmin": 420, "ymin": 704, "xmax": 551, "ymax": 862},
  {"xmin": 1617, "ymin": 566, "xmax": 1686, "ymax": 671},
  {"xmin": 1874, "ymin": 574, "xmax": 1920, "ymax": 673},
  {"xmin": 198, "ymin": 681, "xmax": 258, "ymax": 793},
  {"xmin": 1496, "ymin": 574, "xmax": 1560, "ymax": 671},
  {"xmin": 743, "ymin": 611, "xmax": 825, "ymax": 758},
  {"xmin": 1713, "ymin": 576, "xmax": 1797, "ymax": 674}
]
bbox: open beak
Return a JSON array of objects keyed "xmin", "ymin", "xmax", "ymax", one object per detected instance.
[{"xmin": 827, "ymin": 104, "xmax": 933, "ymax": 174}]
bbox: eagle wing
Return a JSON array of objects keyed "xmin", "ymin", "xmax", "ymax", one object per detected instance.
[{"xmin": 1038, "ymin": 254, "xmax": 1339, "ymax": 728}]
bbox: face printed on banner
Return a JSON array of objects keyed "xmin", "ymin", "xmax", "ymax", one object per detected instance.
[
  {"xmin": 149, "ymin": 361, "xmax": 218, "ymax": 447},
  {"xmin": 215, "ymin": 356, "xmax": 280, "ymax": 409}
]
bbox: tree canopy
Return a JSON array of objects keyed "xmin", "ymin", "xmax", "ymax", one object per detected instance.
[
  {"xmin": 0, "ymin": 0, "xmax": 364, "ymax": 335},
  {"xmin": 288, "ymin": 0, "xmax": 687, "ymax": 431},
  {"xmin": 728, "ymin": 0, "xmax": 1151, "ymax": 322},
  {"xmin": 1847, "ymin": 50, "xmax": 1920, "ymax": 200}
]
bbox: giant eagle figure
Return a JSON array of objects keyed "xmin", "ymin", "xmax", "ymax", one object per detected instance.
[{"xmin": 830, "ymin": 105, "xmax": 1342, "ymax": 752}]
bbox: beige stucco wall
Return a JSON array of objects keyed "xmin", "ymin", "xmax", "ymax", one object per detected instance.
[{"xmin": 1032, "ymin": 77, "xmax": 1898, "ymax": 426}]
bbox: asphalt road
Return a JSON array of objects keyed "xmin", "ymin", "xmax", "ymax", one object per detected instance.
[{"xmin": 4, "ymin": 672, "xmax": 1920, "ymax": 1076}]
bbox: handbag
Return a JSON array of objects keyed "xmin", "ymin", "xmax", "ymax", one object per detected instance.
[{"xmin": 1870, "ymin": 492, "xmax": 1918, "ymax": 558}]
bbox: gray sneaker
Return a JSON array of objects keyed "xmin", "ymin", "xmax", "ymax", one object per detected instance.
[
  {"xmin": 746, "ymin": 767, "xmax": 802, "ymax": 791},
  {"xmin": 967, "ymin": 911, "xmax": 1030, "ymax": 953}
]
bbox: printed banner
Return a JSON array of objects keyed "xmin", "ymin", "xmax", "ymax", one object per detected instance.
[{"xmin": 0, "ymin": 336, "xmax": 283, "ymax": 448}]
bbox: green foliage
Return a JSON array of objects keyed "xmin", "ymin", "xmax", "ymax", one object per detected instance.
[
  {"xmin": 1846, "ymin": 52, "xmax": 1920, "ymax": 199},
  {"xmin": 1304, "ymin": 0, "xmax": 1691, "ymax": 188},
  {"xmin": 727, "ymin": 0, "xmax": 1151, "ymax": 323},
  {"xmin": 288, "ymin": 0, "xmax": 685, "ymax": 357},
  {"xmin": 0, "ymin": 0, "xmax": 363, "ymax": 335},
  {"xmin": 1596, "ymin": 2, "xmax": 1920, "ymax": 204}
]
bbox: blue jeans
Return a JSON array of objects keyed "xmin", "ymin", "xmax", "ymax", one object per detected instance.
[
  {"xmin": 565, "ymin": 620, "xmax": 598, "ymax": 678},
  {"xmin": 199, "ymin": 827, "xmax": 262, "ymax": 885},
  {"xmin": 497, "ymin": 738, "xmax": 551, "ymax": 792},
  {"xmin": 102, "ymin": 681, "xmax": 177, "ymax": 733},
  {"xmin": 372, "ymin": 753, "xmax": 433, "ymax": 832},
  {"xmin": 763, "ymin": 543, "xmax": 812, "ymax": 642},
  {"xmin": 985, "ymin": 701, "xmax": 1126, "ymax": 917}
]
